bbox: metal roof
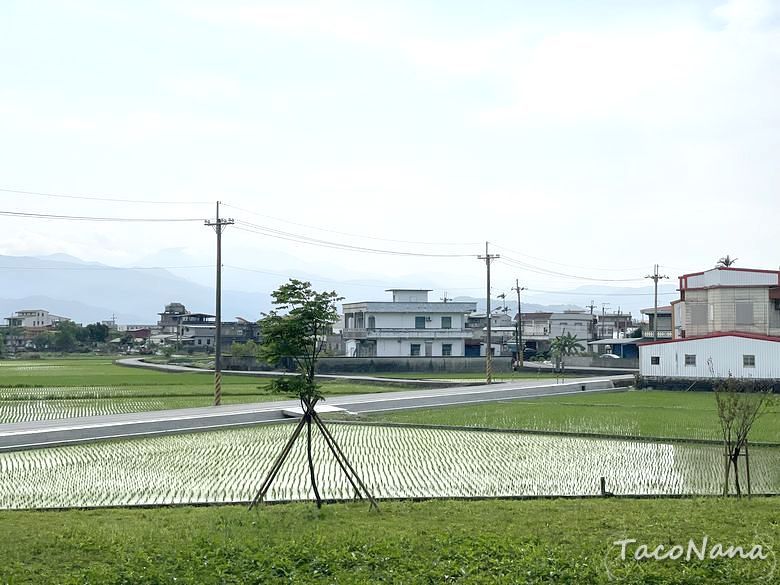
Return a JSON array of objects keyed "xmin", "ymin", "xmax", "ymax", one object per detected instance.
[{"xmin": 639, "ymin": 332, "xmax": 780, "ymax": 346}]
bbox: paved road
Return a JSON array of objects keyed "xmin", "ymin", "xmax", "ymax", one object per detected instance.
[
  {"xmin": 0, "ymin": 375, "xmax": 633, "ymax": 452},
  {"xmin": 117, "ymin": 357, "xmax": 636, "ymax": 382}
]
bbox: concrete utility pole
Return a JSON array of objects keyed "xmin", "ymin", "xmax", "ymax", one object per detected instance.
[
  {"xmin": 205, "ymin": 201, "xmax": 234, "ymax": 406},
  {"xmin": 645, "ymin": 264, "xmax": 669, "ymax": 341},
  {"xmin": 586, "ymin": 300, "xmax": 597, "ymax": 341},
  {"xmin": 478, "ymin": 242, "xmax": 500, "ymax": 384},
  {"xmin": 600, "ymin": 303, "xmax": 610, "ymax": 339},
  {"xmin": 512, "ymin": 280, "xmax": 527, "ymax": 365}
]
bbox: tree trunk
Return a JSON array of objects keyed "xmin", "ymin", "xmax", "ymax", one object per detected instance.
[
  {"xmin": 723, "ymin": 446, "xmax": 731, "ymax": 496},
  {"xmin": 732, "ymin": 448, "xmax": 741, "ymax": 497},
  {"xmin": 306, "ymin": 412, "xmax": 323, "ymax": 508}
]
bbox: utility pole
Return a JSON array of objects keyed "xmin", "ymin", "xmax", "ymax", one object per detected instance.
[
  {"xmin": 586, "ymin": 300, "xmax": 597, "ymax": 341},
  {"xmin": 600, "ymin": 303, "xmax": 610, "ymax": 339},
  {"xmin": 478, "ymin": 242, "xmax": 500, "ymax": 384},
  {"xmin": 512, "ymin": 280, "xmax": 527, "ymax": 366},
  {"xmin": 645, "ymin": 264, "xmax": 669, "ymax": 341},
  {"xmin": 205, "ymin": 201, "xmax": 234, "ymax": 406},
  {"xmin": 440, "ymin": 292, "xmax": 451, "ymax": 303}
]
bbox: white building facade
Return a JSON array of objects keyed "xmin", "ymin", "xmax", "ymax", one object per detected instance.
[
  {"xmin": 639, "ymin": 333, "xmax": 780, "ymax": 380},
  {"xmin": 342, "ymin": 289, "xmax": 477, "ymax": 357},
  {"xmin": 549, "ymin": 312, "xmax": 593, "ymax": 346},
  {"xmin": 4, "ymin": 309, "xmax": 69, "ymax": 328}
]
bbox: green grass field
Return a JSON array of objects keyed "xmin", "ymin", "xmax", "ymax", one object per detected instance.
[
  {"xmin": 368, "ymin": 370, "xmax": 562, "ymax": 380},
  {"xmin": 363, "ymin": 389, "xmax": 780, "ymax": 443},
  {"xmin": 1, "ymin": 498, "xmax": 777, "ymax": 584},
  {"xmin": 0, "ymin": 358, "xmax": 402, "ymax": 423}
]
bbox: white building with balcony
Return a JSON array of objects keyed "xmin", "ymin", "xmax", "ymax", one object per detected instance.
[{"xmin": 342, "ymin": 289, "xmax": 477, "ymax": 357}]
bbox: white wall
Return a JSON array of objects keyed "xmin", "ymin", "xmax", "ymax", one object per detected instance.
[
  {"xmin": 640, "ymin": 336, "xmax": 780, "ymax": 379},
  {"xmin": 371, "ymin": 312, "xmax": 465, "ymax": 330}
]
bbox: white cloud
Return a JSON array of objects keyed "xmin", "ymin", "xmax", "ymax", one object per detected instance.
[{"xmin": 712, "ymin": 0, "xmax": 778, "ymax": 30}]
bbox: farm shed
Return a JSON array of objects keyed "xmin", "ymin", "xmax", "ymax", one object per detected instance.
[{"xmin": 639, "ymin": 332, "xmax": 780, "ymax": 380}]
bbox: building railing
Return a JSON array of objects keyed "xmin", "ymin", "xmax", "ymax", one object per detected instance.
[{"xmin": 343, "ymin": 328, "xmax": 471, "ymax": 339}]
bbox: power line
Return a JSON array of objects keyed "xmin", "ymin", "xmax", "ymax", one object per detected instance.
[
  {"xmin": 0, "ymin": 210, "xmax": 204, "ymax": 222},
  {"xmin": 0, "ymin": 186, "xmax": 210, "ymax": 205},
  {"xmin": 0, "ymin": 264, "xmax": 213, "ymax": 271},
  {"xmin": 234, "ymin": 220, "xmax": 475, "ymax": 258},
  {"xmin": 492, "ymin": 242, "xmax": 649, "ymax": 273},
  {"xmin": 497, "ymin": 257, "xmax": 645, "ymax": 283},
  {"xmin": 223, "ymin": 203, "xmax": 480, "ymax": 247}
]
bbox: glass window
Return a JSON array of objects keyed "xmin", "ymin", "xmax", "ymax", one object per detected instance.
[
  {"xmin": 415, "ymin": 316, "xmax": 426, "ymax": 329},
  {"xmin": 651, "ymin": 356, "xmax": 660, "ymax": 365},
  {"xmin": 442, "ymin": 344, "xmax": 452, "ymax": 356},
  {"xmin": 441, "ymin": 316, "xmax": 452, "ymax": 329},
  {"xmin": 368, "ymin": 316, "xmax": 375, "ymax": 329},
  {"xmin": 743, "ymin": 354, "xmax": 756, "ymax": 367},
  {"xmin": 410, "ymin": 344, "xmax": 421, "ymax": 356},
  {"xmin": 684, "ymin": 354, "xmax": 696, "ymax": 366}
]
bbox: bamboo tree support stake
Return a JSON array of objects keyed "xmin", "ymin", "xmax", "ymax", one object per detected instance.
[
  {"xmin": 312, "ymin": 413, "xmax": 380, "ymax": 511},
  {"xmin": 315, "ymin": 414, "xmax": 364, "ymax": 500},
  {"xmin": 248, "ymin": 416, "xmax": 307, "ymax": 509}
]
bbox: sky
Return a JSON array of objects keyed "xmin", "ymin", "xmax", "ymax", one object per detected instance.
[{"xmin": 1, "ymin": 0, "xmax": 778, "ymax": 308}]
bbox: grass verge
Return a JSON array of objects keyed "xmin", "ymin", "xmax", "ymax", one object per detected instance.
[{"xmin": 0, "ymin": 498, "xmax": 777, "ymax": 584}]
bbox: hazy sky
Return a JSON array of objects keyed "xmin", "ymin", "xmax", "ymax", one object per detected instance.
[{"xmin": 1, "ymin": 0, "xmax": 778, "ymax": 305}]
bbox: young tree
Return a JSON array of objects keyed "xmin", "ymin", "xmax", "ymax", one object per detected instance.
[
  {"xmin": 251, "ymin": 279, "xmax": 377, "ymax": 510},
  {"xmin": 714, "ymin": 378, "xmax": 773, "ymax": 496},
  {"xmin": 550, "ymin": 332, "xmax": 585, "ymax": 374}
]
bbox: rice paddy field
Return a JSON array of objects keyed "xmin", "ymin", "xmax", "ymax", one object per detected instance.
[
  {"xmin": 1, "ymin": 423, "xmax": 778, "ymax": 510},
  {"xmin": 0, "ymin": 358, "xmax": 401, "ymax": 423},
  {"xmin": 365, "ymin": 389, "xmax": 780, "ymax": 444}
]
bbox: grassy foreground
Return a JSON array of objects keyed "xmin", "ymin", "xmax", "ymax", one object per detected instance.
[
  {"xmin": 364, "ymin": 389, "xmax": 780, "ymax": 443},
  {"xmin": 0, "ymin": 498, "xmax": 777, "ymax": 584}
]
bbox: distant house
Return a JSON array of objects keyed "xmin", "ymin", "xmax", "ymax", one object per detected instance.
[
  {"xmin": 640, "ymin": 306, "xmax": 673, "ymax": 339},
  {"xmin": 4, "ymin": 309, "xmax": 69, "ymax": 329},
  {"xmin": 342, "ymin": 289, "xmax": 477, "ymax": 357},
  {"xmin": 549, "ymin": 312, "xmax": 592, "ymax": 347}
]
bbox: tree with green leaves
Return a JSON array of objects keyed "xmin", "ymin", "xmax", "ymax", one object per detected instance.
[
  {"xmin": 250, "ymin": 279, "xmax": 378, "ymax": 511},
  {"xmin": 550, "ymin": 332, "xmax": 585, "ymax": 374}
]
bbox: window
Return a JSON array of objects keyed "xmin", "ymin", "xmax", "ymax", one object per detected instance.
[
  {"xmin": 368, "ymin": 316, "xmax": 375, "ymax": 329},
  {"xmin": 410, "ymin": 344, "xmax": 421, "ymax": 356},
  {"xmin": 415, "ymin": 316, "xmax": 426, "ymax": 329},
  {"xmin": 736, "ymin": 302, "xmax": 754, "ymax": 326},
  {"xmin": 690, "ymin": 304, "xmax": 707, "ymax": 326},
  {"xmin": 651, "ymin": 356, "xmax": 660, "ymax": 365},
  {"xmin": 743, "ymin": 354, "xmax": 756, "ymax": 367},
  {"xmin": 197, "ymin": 339, "xmax": 202, "ymax": 345},
  {"xmin": 684, "ymin": 354, "xmax": 696, "ymax": 366},
  {"xmin": 441, "ymin": 316, "xmax": 452, "ymax": 329},
  {"xmin": 442, "ymin": 343, "xmax": 452, "ymax": 356}
]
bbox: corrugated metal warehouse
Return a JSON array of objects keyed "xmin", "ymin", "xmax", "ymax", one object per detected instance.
[{"xmin": 639, "ymin": 333, "xmax": 780, "ymax": 380}]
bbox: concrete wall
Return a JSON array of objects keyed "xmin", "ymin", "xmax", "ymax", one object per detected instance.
[{"xmin": 317, "ymin": 356, "xmax": 514, "ymax": 373}]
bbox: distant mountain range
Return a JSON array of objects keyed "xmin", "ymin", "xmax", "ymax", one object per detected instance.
[{"xmin": 0, "ymin": 253, "xmax": 677, "ymax": 324}]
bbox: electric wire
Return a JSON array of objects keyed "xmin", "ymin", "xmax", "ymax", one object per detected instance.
[
  {"xmin": 0, "ymin": 210, "xmax": 204, "ymax": 222},
  {"xmin": 223, "ymin": 203, "xmax": 480, "ymax": 247},
  {"xmin": 0, "ymin": 187, "xmax": 210, "ymax": 205},
  {"xmin": 234, "ymin": 220, "xmax": 475, "ymax": 258}
]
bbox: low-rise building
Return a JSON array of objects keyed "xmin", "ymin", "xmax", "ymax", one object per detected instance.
[
  {"xmin": 342, "ymin": 289, "xmax": 477, "ymax": 357},
  {"xmin": 639, "ymin": 332, "xmax": 780, "ymax": 381},
  {"xmin": 640, "ymin": 306, "xmax": 673, "ymax": 339},
  {"xmin": 673, "ymin": 267, "xmax": 780, "ymax": 338},
  {"xmin": 4, "ymin": 309, "xmax": 69, "ymax": 329},
  {"xmin": 549, "ymin": 312, "xmax": 593, "ymax": 346}
]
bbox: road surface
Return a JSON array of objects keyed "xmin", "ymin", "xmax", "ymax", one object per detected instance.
[{"xmin": 0, "ymin": 375, "xmax": 633, "ymax": 452}]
